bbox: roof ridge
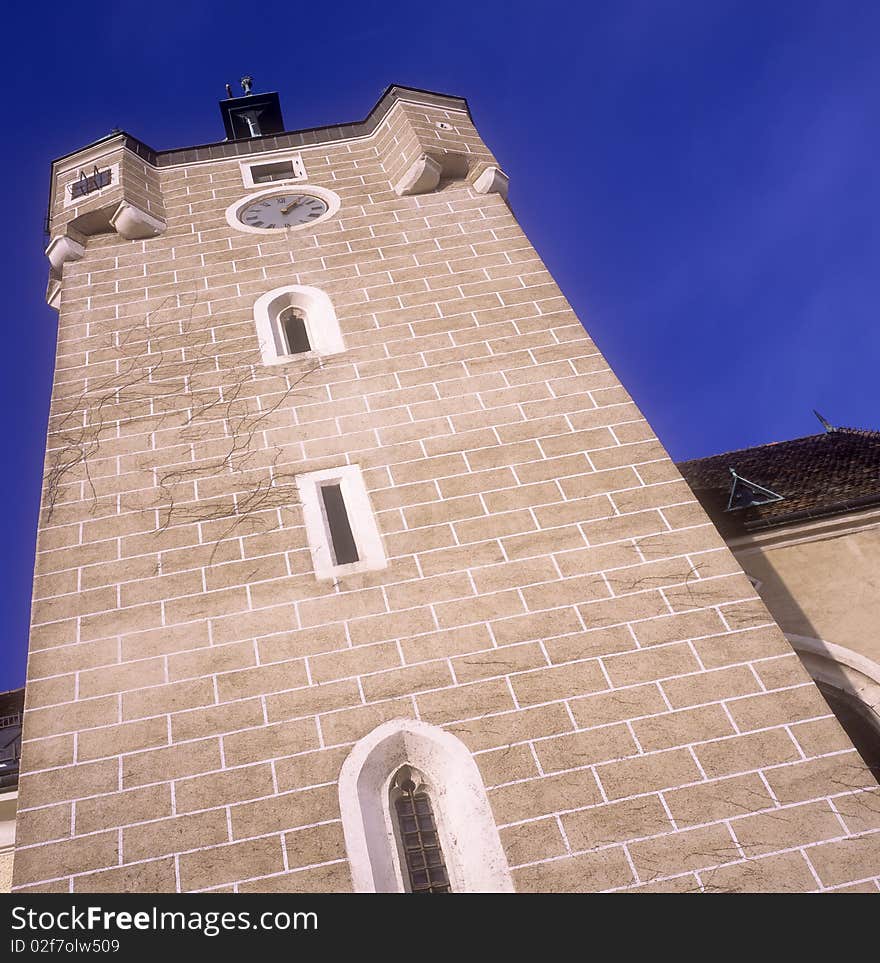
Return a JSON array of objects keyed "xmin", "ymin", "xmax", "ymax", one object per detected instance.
[
  {"xmin": 833, "ymin": 425, "xmax": 880, "ymax": 439},
  {"xmin": 679, "ymin": 425, "xmax": 880, "ymax": 466},
  {"xmin": 679, "ymin": 432, "xmax": 827, "ymax": 465}
]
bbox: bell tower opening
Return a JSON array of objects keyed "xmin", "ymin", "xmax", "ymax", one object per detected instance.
[{"xmin": 219, "ymin": 76, "xmax": 285, "ymax": 140}]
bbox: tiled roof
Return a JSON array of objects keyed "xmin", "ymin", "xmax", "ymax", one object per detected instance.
[{"xmin": 677, "ymin": 426, "xmax": 880, "ymax": 535}]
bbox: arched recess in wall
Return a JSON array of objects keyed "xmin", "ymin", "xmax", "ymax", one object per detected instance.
[
  {"xmin": 252, "ymin": 285, "xmax": 344, "ymax": 366},
  {"xmin": 786, "ymin": 633, "xmax": 880, "ymax": 777},
  {"xmin": 338, "ymin": 718, "xmax": 514, "ymax": 893}
]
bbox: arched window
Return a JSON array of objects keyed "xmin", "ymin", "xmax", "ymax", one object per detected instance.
[
  {"xmin": 279, "ymin": 307, "xmax": 311, "ymax": 354},
  {"xmin": 390, "ymin": 766, "xmax": 450, "ymax": 893},
  {"xmin": 252, "ymin": 285, "xmax": 344, "ymax": 366},
  {"xmin": 338, "ymin": 719, "xmax": 513, "ymax": 893}
]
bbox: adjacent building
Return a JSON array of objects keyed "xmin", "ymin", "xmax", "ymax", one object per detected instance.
[
  {"xmin": 0, "ymin": 687, "xmax": 23, "ymax": 890},
  {"xmin": 678, "ymin": 420, "xmax": 880, "ymax": 781}
]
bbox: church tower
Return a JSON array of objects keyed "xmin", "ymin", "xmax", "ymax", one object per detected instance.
[{"xmin": 15, "ymin": 83, "xmax": 880, "ymax": 893}]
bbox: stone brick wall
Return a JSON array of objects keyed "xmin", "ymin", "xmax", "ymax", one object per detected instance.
[
  {"xmin": 15, "ymin": 91, "xmax": 880, "ymax": 892},
  {"xmin": 377, "ymin": 99, "xmax": 498, "ymax": 188}
]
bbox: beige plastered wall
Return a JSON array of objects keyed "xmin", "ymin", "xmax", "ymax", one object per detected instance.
[{"xmin": 731, "ymin": 509, "xmax": 880, "ymax": 722}]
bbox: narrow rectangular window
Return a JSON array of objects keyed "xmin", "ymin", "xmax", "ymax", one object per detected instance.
[
  {"xmin": 280, "ymin": 310, "xmax": 311, "ymax": 354},
  {"xmin": 297, "ymin": 464, "xmax": 387, "ymax": 580},
  {"xmin": 242, "ymin": 155, "xmax": 306, "ymax": 187},
  {"xmin": 251, "ymin": 160, "xmax": 296, "ymax": 183},
  {"xmin": 320, "ymin": 483, "xmax": 359, "ymax": 565}
]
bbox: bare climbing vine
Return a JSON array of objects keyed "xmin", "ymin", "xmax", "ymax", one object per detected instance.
[{"xmin": 44, "ymin": 288, "xmax": 326, "ymax": 561}]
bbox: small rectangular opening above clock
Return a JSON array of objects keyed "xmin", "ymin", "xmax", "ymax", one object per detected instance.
[{"xmin": 251, "ymin": 159, "xmax": 302, "ymax": 183}]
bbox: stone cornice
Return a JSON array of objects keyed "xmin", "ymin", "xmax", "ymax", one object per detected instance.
[{"xmin": 729, "ymin": 504, "xmax": 880, "ymax": 556}]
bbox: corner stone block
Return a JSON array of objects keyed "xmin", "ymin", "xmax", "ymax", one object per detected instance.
[
  {"xmin": 45, "ymin": 232, "xmax": 86, "ymax": 272},
  {"xmin": 394, "ymin": 154, "xmax": 442, "ymax": 196},
  {"xmin": 46, "ymin": 274, "xmax": 62, "ymax": 310},
  {"xmin": 473, "ymin": 166, "xmax": 510, "ymax": 200},
  {"xmin": 110, "ymin": 201, "xmax": 167, "ymax": 240}
]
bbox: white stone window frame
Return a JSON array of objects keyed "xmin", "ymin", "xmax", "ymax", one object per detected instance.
[
  {"xmin": 225, "ymin": 184, "xmax": 341, "ymax": 235},
  {"xmin": 339, "ymin": 719, "xmax": 514, "ymax": 893},
  {"xmin": 297, "ymin": 464, "xmax": 387, "ymax": 581},
  {"xmin": 253, "ymin": 285, "xmax": 344, "ymax": 367},
  {"xmin": 239, "ymin": 152, "xmax": 307, "ymax": 189},
  {"xmin": 62, "ymin": 162, "xmax": 120, "ymax": 209}
]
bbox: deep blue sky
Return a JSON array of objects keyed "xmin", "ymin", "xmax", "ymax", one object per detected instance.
[{"xmin": 1, "ymin": 0, "xmax": 877, "ymax": 689}]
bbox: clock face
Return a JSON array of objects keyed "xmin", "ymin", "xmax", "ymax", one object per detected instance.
[{"xmin": 238, "ymin": 193, "xmax": 330, "ymax": 230}]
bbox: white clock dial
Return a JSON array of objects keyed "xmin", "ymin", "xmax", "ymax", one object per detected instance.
[{"xmin": 238, "ymin": 193, "xmax": 330, "ymax": 230}]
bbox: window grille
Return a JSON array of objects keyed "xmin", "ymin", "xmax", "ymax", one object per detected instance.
[
  {"xmin": 393, "ymin": 767, "xmax": 450, "ymax": 893},
  {"xmin": 69, "ymin": 167, "xmax": 112, "ymax": 199}
]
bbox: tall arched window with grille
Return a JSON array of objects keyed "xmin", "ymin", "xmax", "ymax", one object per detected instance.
[
  {"xmin": 390, "ymin": 766, "xmax": 450, "ymax": 893},
  {"xmin": 338, "ymin": 719, "xmax": 513, "ymax": 893}
]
